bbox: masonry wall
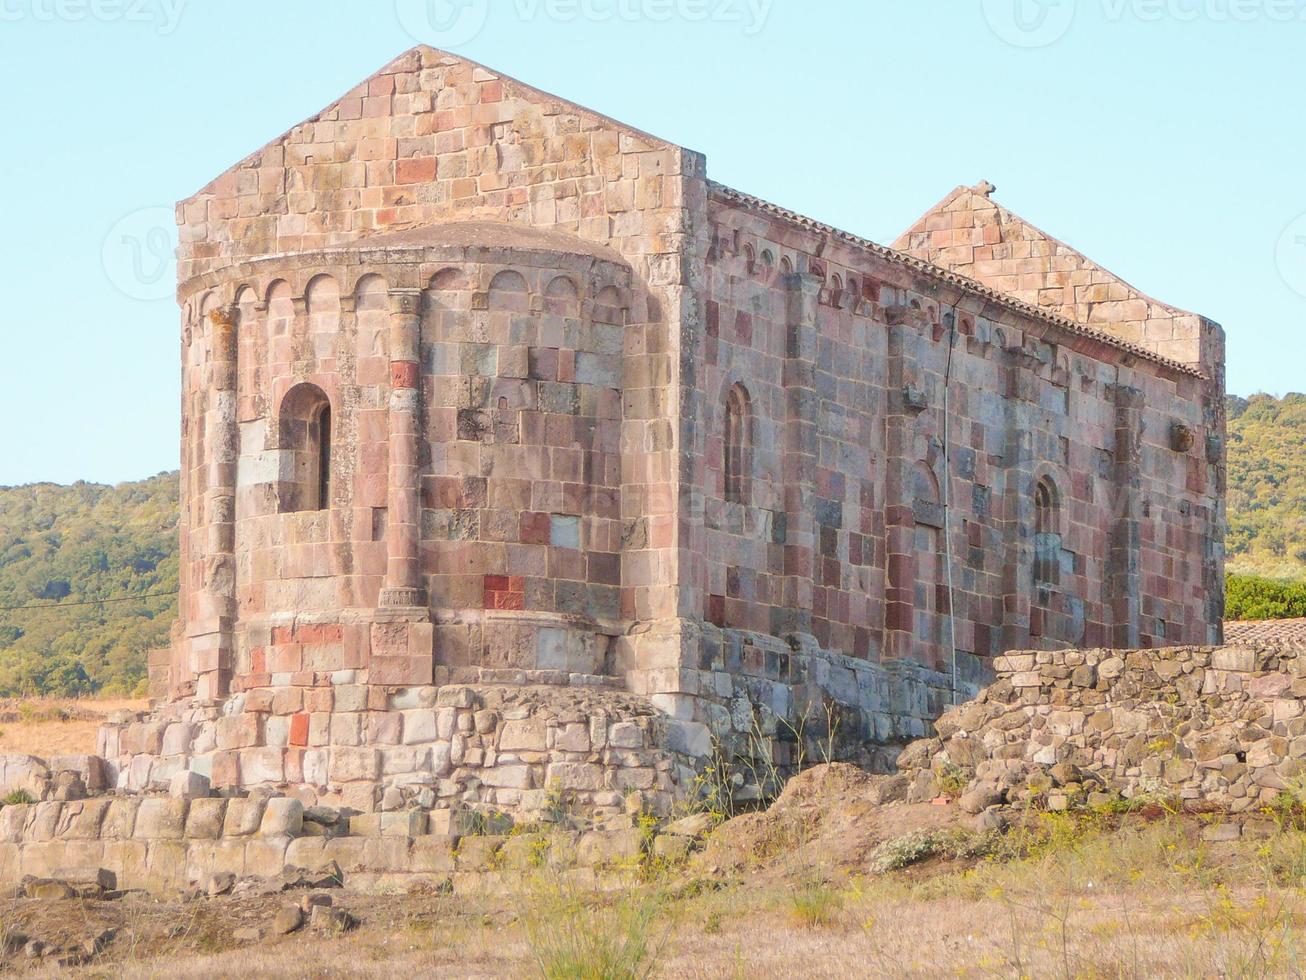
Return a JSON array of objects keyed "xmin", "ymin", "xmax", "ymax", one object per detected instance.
[
  {"xmin": 674, "ymin": 188, "xmax": 1222, "ymax": 687},
  {"xmin": 174, "ymin": 46, "xmax": 699, "ymax": 703}
]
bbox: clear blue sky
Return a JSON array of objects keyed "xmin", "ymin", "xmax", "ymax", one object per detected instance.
[{"xmin": 1, "ymin": 0, "xmax": 1301, "ymax": 486}]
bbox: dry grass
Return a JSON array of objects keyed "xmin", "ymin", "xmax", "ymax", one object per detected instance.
[
  {"xmin": 0, "ymin": 697, "xmax": 145, "ymax": 757},
  {"xmin": 8, "ymin": 813, "xmax": 1306, "ymax": 977}
]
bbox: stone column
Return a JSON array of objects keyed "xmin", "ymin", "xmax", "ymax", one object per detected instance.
[
  {"xmin": 1107, "ymin": 382, "xmax": 1143, "ymax": 648},
  {"xmin": 191, "ymin": 304, "xmax": 238, "ymax": 700},
  {"xmin": 378, "ymin": 287, "xmax": 426, "ymax": 610},
  {"xmin": 777, "ymin": 271, "xmax": 822, "ymax": 636}
]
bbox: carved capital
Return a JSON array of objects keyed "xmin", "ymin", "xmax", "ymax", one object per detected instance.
[{"xmin": 389, "ymin": 287, "xmax": 423, "ymax": 317}]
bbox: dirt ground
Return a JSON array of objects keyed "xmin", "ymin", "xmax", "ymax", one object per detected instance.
[
  {"xmin": 4, "ymin": 764, "xmax": 1306, "ymax": 977},
  {"xmin": 0, "ymin": 699, "xmax": 146, "ymax": 758}
]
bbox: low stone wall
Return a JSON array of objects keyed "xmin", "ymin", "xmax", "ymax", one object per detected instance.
[
  {"xmin": 92, "ymin": 684, "xmax": 691, "ymax": 820},
  {"xmin": 94, "ymin": 629, "xmax": 977, "ymax": 818},
  {"xmin": 0, "ymin": 794, "xmax": 691, "ymax": 896},
  {"xmin": 626, "ymin": 622, "xmax": 981, "ymax": 794},
  {"xmin": 898, "ymin": 644, "xmax": 1306, "ymax": 812}
]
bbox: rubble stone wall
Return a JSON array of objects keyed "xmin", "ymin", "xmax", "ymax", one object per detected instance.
[
  {"xmin": 90, "ymin": 684, "xmax": 688, "ymax": 819},
  {"xmin": 897, "ymin": 643, "xmax": 1306, "ymax": 812}
]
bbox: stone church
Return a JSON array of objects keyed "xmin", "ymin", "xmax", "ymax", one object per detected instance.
[{"xmin": 105, "ymin": 48, "xmax": 1225, "ymax": 815}]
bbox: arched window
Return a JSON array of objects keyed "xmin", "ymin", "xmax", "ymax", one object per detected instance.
[
  {"xmin": 724, "ymin": 383, "xmax": 752, "ymax": 504},
  {"xmin": 1034, "ymin": 477, "xmax": 1061, "ymax": 587},
  {"xmin": 279, "ymin": 383, "xmax": 332, "ymax": 513}
]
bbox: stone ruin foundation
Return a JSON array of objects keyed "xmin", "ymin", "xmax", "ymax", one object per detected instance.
[{"xmin": 897, "ymin": 640, "xmax": 1306, "ymax": 818}]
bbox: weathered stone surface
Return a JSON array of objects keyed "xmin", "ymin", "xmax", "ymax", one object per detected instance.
[
  {"xmin": 222, "ymin": 798, "xmax": 267, "ymax": 838},
  {"xmin": 259, "ymin": 799, "xmax": 304, "ymax": 838},
  {"xmin": 169, "ymin": 771, "xmax": 211, "ymax": 800},
  {"xmin": 134, "ymin": 799, "xmax": 188, "ymax": 840},
  {"xmin": 272, "ymin": 904, "xmax": 304, "ymax": 935},
  {"xmin": 900, "ymin": 647, "xmax": 1306, "ymax": 811},
  {"xmin": 185, "ymin": 799, "xmax": 228, "ymax": 839}
]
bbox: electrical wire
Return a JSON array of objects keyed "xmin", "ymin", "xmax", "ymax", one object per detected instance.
[{"xmin": 0, "ymin": 592, "xmax": 177, "ymax": 613}]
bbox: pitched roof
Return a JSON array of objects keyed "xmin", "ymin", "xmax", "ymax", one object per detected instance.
[
  {"xmin": 1223, "ymin": 619, "xmax": 1306, "ymax": 647},
  {"xmin": 890, "ymin": 183, "xmax": 1216, "ymax": 372},
  {"xmin": 710, "ymin": 183, "xmax": 1204, "ymax": 379},
  {"xmin": 184, "ymin": 45, "xmax": 679, "ymax": 203}
]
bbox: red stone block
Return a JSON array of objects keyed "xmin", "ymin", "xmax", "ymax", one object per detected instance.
[
  {"xmin": 734, "ymin": 311, "xmax": 753, "ymax": 345},
  {"xmin": 520, "ymin": 511, "xmax": 552, "ymax": 544},
  {"xmin": 272, "ymin": 626, "xmax": 295, "ymax": 645},
  {"xmin": 269, "ymin": 645, "xmax": 303, "ymax": 674},
  {"xmin": 491, "ymin": 590, "xmax": 522, "ymax": 611},
  {"xmin": 396, "ymin": 157, "xmax": 438, "ymax": 184},
  {"xmin": 391, "ymin": 360, "xmax": 420, "ymax": 389},
  {"xmin": 211, "ymin": 750, "xmax": 240, "ymax": 789},
  {"xmin": 289, "ymin": 713, "xmax": 309, "ymax": 747}
]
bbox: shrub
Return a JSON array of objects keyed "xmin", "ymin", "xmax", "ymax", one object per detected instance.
[
  {"xmin": 870, "ymin": 828, "xmax": 996, "ymax": 873},
  {"xmin": 525, "ymin": 889, "xmax": 663, "ymax": 980},
  {"xmin": 1226, "ymin": 574, "xmax": 1306, "ymax": 621},
  {"xmin": 787, "ymin": 882, "xmax": 844, "ymax": 929}
]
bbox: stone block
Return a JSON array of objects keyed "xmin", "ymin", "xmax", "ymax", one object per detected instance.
[
  {"xmin": 499, "ymin": 719, "xmax": 547, "ymax": 752},
  {"xmin": 27, "ymin": 802, "xmax": 64, "ymax": 842},
  {"xmin": 240, "ymin": 747, "xmax": 285, "ymax": 784},
  {"xmin": 57, "ymin": 798, "xmax": 110, "ymax": 840},
  {"xmin": 170, "ymin": 770, "xmax": 212, "ymax": 800},
  {"xmin": 361, "ymin": 836, "xmax": 412, "ymax": 872},
  {"xmin": 330, "ymin": 747, "xmax": 380, "ymax": 782},
  {"xmin": 1212, "ymin": 648, "xmax": 1255, "ymax": 673},
  {"xmin": 322, "ymin": 836, "xmax": 367, "ymax": 871},
  {"xmin": 455, "ymin": 834, "xmax": 505, "ymax": 869},
  {"xmin": 402, "ymin": 710, "xmax": 439, "ymax": 744},
  {"xmin": 134, "ymin": 799, "xmax": 188, "ymax": 840},
  {"xmin": 245, "ymin": 835, "xmax": 291, "ymax": 876},
  {"xmin": 665, "ymin": 720, "xmax": 712, "ymax": 758},
  {"xmin": 223, "ymin": 797, "xmax": 268, "ymax": 837},
  {"xmin": 101, "ymin": 799, "xmax": 140, "ymax": 839},
  {"xmin": 577, "ymin": 828, "xmax": 642, "ymax": 866},
  {"xmin": 185, "ymin": 798, "xmax": 228, "ymax": 839},
  {"xmin": 411, "ymin": 835, "xmax": 456, "ymax": 872},
  {"xmin": 0, "ymin": 804, "xmax": 30, "ymax": 843},
  {"xmin": 286, "ymin": 836, "xmax": 328, "ymax": 868},
  {"xmin": 480, "ymin": 765, "xmax": 533, "ymax": 789},
  {"xmin": 260, "ymin": 798, "xmax": 305, "ymax": 837},
  {"xmin": 546, "ymin": 762, "xmax": 606, "ymax": 791},
  {"xmin": 608, "ymin": 722, "xmax": 645, "ymax": 749}
]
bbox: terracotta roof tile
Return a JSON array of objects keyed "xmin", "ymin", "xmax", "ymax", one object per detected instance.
[{"xmin": 1223, "ymin": 619, "xmax": 1306, "ymax": 646}]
